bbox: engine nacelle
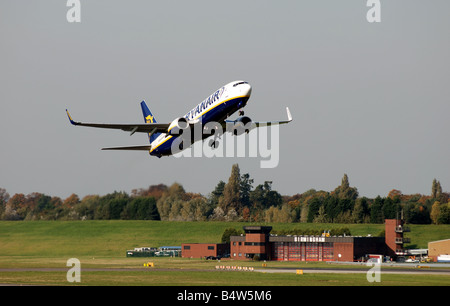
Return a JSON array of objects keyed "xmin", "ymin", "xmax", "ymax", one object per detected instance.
[
  {"xmin": 168, "ymin": 117, "xmax": 189, "ymax": 135},
  {"xmin": 232, "ymin": 116, "xmax": 253, "ymax": 136}
]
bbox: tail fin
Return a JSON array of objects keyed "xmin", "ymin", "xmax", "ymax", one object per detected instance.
[{"xmin": 140, "ymin": 101, "xmax": 161, "ymax": 144}]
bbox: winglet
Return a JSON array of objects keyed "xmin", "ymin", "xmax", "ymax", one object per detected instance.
[
  {"xmin": 66, "ymin": 109, "xmax": 78, "ymax": 125},
  {"xmin": 286, "ymin": 107, "xmax": 292, "ymax": 122}
]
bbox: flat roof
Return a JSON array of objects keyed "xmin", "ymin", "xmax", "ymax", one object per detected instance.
[
  {"xmin": 159, "ymin": 246, "xmax": 181, "ymax": 249},
  {"xmin": 429, "ymin": 239, "xmax": 450, "ymax": 244},
  {"xmin": 270, "ymin": 235, "xmax": 385, "ymax": 243},
  {"xmin": 243, "ymin": 226, "xmax": 272, "ymax": 234}
]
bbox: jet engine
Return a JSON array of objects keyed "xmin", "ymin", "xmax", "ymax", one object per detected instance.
[
  {"xmin": 231, "ymin": 116, "xmax": 253, "ymax": 136},
  {"xmin": 168, "ymin": 117, "xmax": 189, "ymax": 135}
]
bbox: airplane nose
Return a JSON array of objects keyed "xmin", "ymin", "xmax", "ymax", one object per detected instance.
[{"xmin": 241, "ymin": 84, "xmax": 252, "ymax": 97}]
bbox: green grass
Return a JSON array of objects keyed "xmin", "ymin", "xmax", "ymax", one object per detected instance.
[
  {"xmin": 0, "ymin": 220, "xmax": 239, "ymax": 257},
  {"xmin": 1, "ymin": 221, "xmax": 447, "ymax": 257},
  {"xmin": 0, "ymin": 221, "xmax": 449, "ymax": 286},
  {"xmin": 0, "ymin": 270, "xmax": 446, "ymax": 286}
]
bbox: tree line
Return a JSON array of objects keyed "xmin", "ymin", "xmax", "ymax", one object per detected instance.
[{"xmin": 0, "ymin": 165, "xmax": 449, "ymax": 224}]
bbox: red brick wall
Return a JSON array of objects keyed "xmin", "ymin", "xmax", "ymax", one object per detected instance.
[
  {"xmin": 246, "ymin": 233, "xmax": 265, "ymax": 242},
  {"xmin": 333, "ymin": 242, "xmax": 354, "ymax": 261},
  {"xmin": 231, "ymin": 240, "xmax": 245, "ymax": 259},
  {"xmin": 182, "ymin": 243, "xmax": 218, "ymax": 258},
  {"xmin": 385, "ymin": 219, "xmax": 403, "ymax": 257}
]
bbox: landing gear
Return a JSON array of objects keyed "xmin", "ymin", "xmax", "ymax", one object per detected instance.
[
  {"xmin": 238, "ymin": 109, "xmax": 245, "ymax": 116},
  {"xmin": 207, "ymin": 125, "xmax": 222, "ymax": 149}
]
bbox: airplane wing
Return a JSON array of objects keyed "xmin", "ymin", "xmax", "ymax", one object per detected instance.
[
  {"xmin": 66, "ymin": 110, "xmax": 170, "ymax": 135},
  {"xmin": 101, "ymin": 145, "xmax": 152, "ymax": 151},
  {"xmin": 254, "ymin": 107, "xmax": 293, "ymax": 126},
  {"xmin": 225, "ymin": 107, "xmax": 293, "ymax": 126}
]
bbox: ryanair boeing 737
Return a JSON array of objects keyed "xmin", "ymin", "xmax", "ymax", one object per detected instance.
[{"xmin": 66, "ymin": 81, "xmax": 292, "ymax": 158}]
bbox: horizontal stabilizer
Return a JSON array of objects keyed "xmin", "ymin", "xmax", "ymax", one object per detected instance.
[{"xmin": 101, "ymin": 145, "xmax": 152, "ymax": 151}]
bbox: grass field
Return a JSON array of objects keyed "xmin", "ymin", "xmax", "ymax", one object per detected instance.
[{"xmin": 0, "ymin": 221, "xmax": 449, "ymax": 286}]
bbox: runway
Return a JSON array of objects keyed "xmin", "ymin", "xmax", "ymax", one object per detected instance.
[
  {"xmin": 1, "ymin": 265, "xmax": 449, "ymax": 276},
  {"xmin": 254, "ymin": 267, "xmax": 450, "ymax": 276}
]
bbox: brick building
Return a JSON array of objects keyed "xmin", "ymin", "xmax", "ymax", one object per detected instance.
[
  {"xmin": 230, "ymin": 226, "xmax": 385, "ymax": 262},
  {"xmin": 230, "ymin": 226, "xmax": 272, "ymax": 260},
  {"xmin": 428, "ymin": 239, "xmax": 450, "ymax": 262},
  {"xmin": 182, "ymin": 219, "xmax": 409, "ymax": 262},
  {"xmin": 384, "ymin": 218, "xmax": 410, "ymax": 257},
  {"xmin": 181, "ymin": 243, "xmax": 229, "ymax": 259}
]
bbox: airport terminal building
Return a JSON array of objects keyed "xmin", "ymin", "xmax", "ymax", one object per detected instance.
[
  {"xmin": 230, "ymin": 226, "xmax": 385, "ymax": 262},
  {"xmin": 182, "ymin": 219, "xmax": 409, "ymax": 262}
]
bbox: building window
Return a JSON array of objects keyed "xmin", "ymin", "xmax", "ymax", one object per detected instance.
[
  {"xmin": 245, "ymin": 242, "xmax": 265, "ymax": 246},
  {"xmin": 208, "ymin": 246, "xmax": 215, "ymax": 250},
  {"xmin": 183, "ymin": 245, "xmax": 190, "ymax": 250},
  {"xmin": 322, "ymin": 242, "xmax": 333, "ymax": 261},
  {"xmin": 233, "ymin": 242, "xmax": 236, "ymax": 246},
  {"xmin": 306, "ymin": 242, "xmax": 319, "ymax": 261},
  {"xmin": 238, "ymin": 253, "xmax": 242, "ymax": 257}
]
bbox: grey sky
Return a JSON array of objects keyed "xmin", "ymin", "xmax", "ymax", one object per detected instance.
[{"xmin": 1, "ymin": 0, "xmax": 449, "ymax": 200}]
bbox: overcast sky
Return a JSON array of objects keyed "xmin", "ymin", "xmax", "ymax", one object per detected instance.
[{"xmin": 1, "ymin": 0, "xmax": 449, "ymax": 200}]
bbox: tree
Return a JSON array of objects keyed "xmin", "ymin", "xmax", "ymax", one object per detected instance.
[
  {"xmin": 76, "ymin": 195, "xmax": 100, "ymax": 220},
  {"xmin": 352, "ymin": 197, "xmax": 368, "ymax": 223},
  {"xmin": 249, "ymin": 184, "xmax": 265, "ymax": 210},
  {"xmin": 370, "ymin": 196, "xmax": 384, "ymax": 223},
  {"xmin": 437, "ymin": 181, "xmax": 443, "ymax": 200},
  {"xmin": 192, "ymin": 197, "xmax": 211, "ymax": 221},
  {"xmin": 432, "ymin": 179, "xmax": 438, "ymax": 198},
  {"xmin": 387, "ymin": 189, "xmax": 402, "ymax": 200},
  {"xmin": 122, "ymin": 197, "xmax": 160, "ymax": 220},
  {"xmin": 431, "ymin": 179, "xmax": 443, "ymax": 199},
  {"xmin": 63, "ymin": 194, "xmax": 80, "ymax": 208},
  {"xmin": 210, "ymin": 206, "xmax": 225, "ymax": 221},
  {"xmin": 35, "ymin": 194, "xmax": 63, "ymax": 220},
  {"xmin": 5, "ymin": 193, "xmax": 26, "ymax": 220},
  {"xmin": 131, "ymin": 184, "xmax": 168, "ymax": 200},
  {"xmin": 208, "ymin": 180, "xmax": 225, "ymax": 209},
  {"xmin": 264, "ymin": 182, "xmax": 282, "ymax": 208},
  {"xmin": 95, "ymin": 191, "xmax": 129, "ymax": 220},
  {"xmin": 382, "ymin": 197, "xmax": 398, "ymax": 219},
  {"xmin": 180, "ymin": 197, "xmax": 208, "ymax": 221},
  {"xmin": 430, "ymin": 201, "xmax": 441, "ymax": 225},
  {"xmin": 219, "ymin": 164, "xmax": 241, "ymax": 214},
  {"xmin": 212, "ymin": 181, "xmax": 225, "ymax": 198},
  {"xmin": 0, "ymin": 188, "xmax": 10, "ymax": 219},
  {"xmin": 240, "ymin": 173, "xmax": 253, "ymax": 208},
  {"xmin": 250, "ymin": 181, "xmax": 282, "ymax": 211},
  {"xmin": 168, "ymin": 200, "xmax": 183, "ymax": 221},
  {"xmin": 323, "ymin": 195, "xmax": 339, "ymax": 221},
  {"xmin": 333, "ymin": 174, "xmax": 358, "ymax": 200},
  {"xmin": 313, "ymin": 206, "xmax": 329, "ymax": 223},
  {"xmin": 225, "ymin": 208, "xmax": 239, "ymax": 221},
  {"xmin": 221, "ymin": 228, "xmax": 242, "ymax": 243},
  {"xmin": 156, "ymin": 183, "xmax": 187, "ymax": 220},
  {"xmin": 437, "ymin": 204, "xmax": 450, "ymax": 224},
  {"xmin": 307, "ymin": 197, "xmax": 322, "ymax": 223},
  {"xmin": 242, "ymin": 206, "xmax": 251, "ymax": 222},
  {"xmin": 0, "ymin": 188, "xmax": 10, "ymax": 218}
]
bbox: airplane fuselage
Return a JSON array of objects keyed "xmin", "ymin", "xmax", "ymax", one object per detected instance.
[{"xmin": 149, "ymin": 81, "xmax": 252, "ymax": 157}]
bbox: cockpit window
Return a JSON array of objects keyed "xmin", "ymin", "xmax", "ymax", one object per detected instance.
[{"xmin": 233, "ymin": 81, "xmax": 248, "ymax": 87}]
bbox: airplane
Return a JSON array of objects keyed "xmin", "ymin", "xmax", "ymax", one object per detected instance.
[{"xmin": 66, "ymin": 80, "xmax": 292, "ymax": 158}]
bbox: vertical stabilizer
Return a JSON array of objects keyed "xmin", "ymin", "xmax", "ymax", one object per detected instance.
[{"xmin": 140, "ymin": 101, "xmax": 161, "ymax": 144}]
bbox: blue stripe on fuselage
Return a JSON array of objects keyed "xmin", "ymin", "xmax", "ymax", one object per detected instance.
[{"xmin": 149, "ymin": 96, "xmax": 247, "ymax": 157}]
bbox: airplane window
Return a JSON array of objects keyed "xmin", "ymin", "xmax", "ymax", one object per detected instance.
[{"xmin": 233, "ymin": 82, "xmax": 248, "ymax": 87}]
